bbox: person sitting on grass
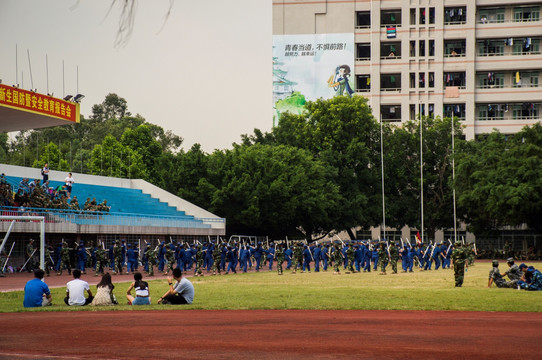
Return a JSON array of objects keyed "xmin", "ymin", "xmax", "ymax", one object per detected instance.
[
  {"xmin": 23, "ymin": 269, "xmax": 52, "ymax": 307},
  {"xmin": 126, "ymin": 272, "xmax": 151, "ymax": 305},
  {"xmin": 64, "ymin": 269, "xmax": 94, "ymax": 306},
  {"xmin": 517, "ymin": 264, "xmax": 542, "ymax": 291},
  {"xmin": 157, "ymin": 268, "xmax": 194, "ymax": 305},
  {"xmin": 90, "ymin": 273, "xmax": 117, "ymax": 306}
]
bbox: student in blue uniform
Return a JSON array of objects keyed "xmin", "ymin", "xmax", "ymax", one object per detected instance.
[
  {"xmin": 313, "ymin": 244, "xmax": 321, "ymax": 272},
  {"xmin": 254, "ymin": 243, "xmax": 263, "ymax": 272},
  {"xmin": 321, "ymin": 244, "xmax": 329, "ymax": 271},
  {"xmin": 126, "ymin": 243, "xmax": 137, "ymax": 274},
  {"xmin": 407, "ymin": 245, "xmax": 415, "ymax": 272},
  {"xmin": 283, "ymin": 245, "xmax": 292, "ymax": 270},
  {"xmin": 371, "ymin": 245, "xmax": 379, "ymax": 271},
  {"xmin": 302, "ymin": 245, "xmax": 312, "ymax": 272},
  {"xmin": 266, "ymin": 243, "xmax": 275, "ymax": 271},
  {"xmin": 158, "ymin": 242, "xmax": 166, "ymax": 272},
  {"xmin": 76, "ymin": 242, "xmax": 87, "ymax": 274},
  {"xmin": 432, "ymin": 243, "xmax": 442, "ymax": 270}
]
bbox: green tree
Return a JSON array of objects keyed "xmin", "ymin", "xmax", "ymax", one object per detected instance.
[
  {"xmin": 206, "ymin": 144, "xmax": 340, "ymax": 240},
  {"xmin": 456, "ymin": 124, "xmax": 542, "ymax": 235},
  {"xmin": 87, "ymin": 135, "xmax": 146, "ymax": 179},
  {"xmin": 248, "ymin": 96, "xmax": 381, "ymax": 239}
]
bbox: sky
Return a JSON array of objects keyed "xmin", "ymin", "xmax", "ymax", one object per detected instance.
[{"xmin": 0, "ymin": 0, "xmax": 272, "ymax": 152}]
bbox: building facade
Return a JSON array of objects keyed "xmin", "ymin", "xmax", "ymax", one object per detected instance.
[{"xmin": 273, "ymin": 0, "xmax": 542, "ymax": 139}]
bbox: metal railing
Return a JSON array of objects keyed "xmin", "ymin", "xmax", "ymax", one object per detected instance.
[{"xmin": 0, "ymin": 206, "xmax": 223, "ymax": 229}]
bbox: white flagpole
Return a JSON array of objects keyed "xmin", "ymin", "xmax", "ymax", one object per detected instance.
[
  {"xmin": 452, "ymin": 113, "xmax": 457, "ymax": 243},
  {"xmin": 380, "ymin": 113, "xmax": 386, "ymax": 239},
  {"xmin": 420, "ymin": 108, "xmax": 424, "ymax": 244}
]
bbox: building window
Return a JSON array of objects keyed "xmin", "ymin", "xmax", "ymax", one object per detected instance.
[
  {"xmin": 477, "ymin": 72, "xmax": 504, "ymax": 88},
  {"xmin": 355, "ymin": 75, "xmax": 371, "ymax": 92},
  {"xmin": 419, "ymin": 7, "xmax": 426, "ymax": 24},
  {"xmin": 419, "ymin": 72, "xmax": 426, "ymax": 88},
  {"xmin": 512, "ymin": 103, "xmax": 539, "ymax": 119},
  {"xmin": 478, "ymin": 104, "xmax": 505, "ymax": 120},
  {"xmin": 478, "ymin": 39, "xmax": 504, "ymax": 56},
  {"xmin": 356, "ymin": 43, "xmax": 371, "ymax": 61},
  {"xmin": 381, "ymin": 10, "xmax": 401, "ymax": 27},
  {"xmin": 356, "ymin": 11, "xmax": 371, "ymax": 28},
  {"xmin": 410, "ymin": 104, "xmax": 416, "ymax": 120},
  {"xmin": 513, "ymin": 7, "xmax": 540, "ymax": 22},
  {"xmin": 444, "ymin": 72, "xmax": 466, "ymax": 88},
  {"xmin": 429, "ymin": 8, "xmax": 435, "ymax": 24},
  {"xmin": 410, "ymin": 8, "xmax": 416, "ymax": 25},
  {"xmin": 444, "ymin": 7, "xmax": 466, "ymax": 24},
  {"xmin": 428, "ymin": 72, "xmax": 434, "ymax": 88},
  {"xmin": 445, "ymin": 40, "xmax": 466, "ymax": 57},
  {"xmin": 444, "ymin": 104, "xmax": 466, "ymax": 119},
  {"xmin": 410, "ymin": 41, "xmax": 416, "ymax": 57},
  {"xmin": 381, "ymin": 105, "xmax": 401, "ymax": 122},
  {"xmin": 381, "ymin": 42, "xmax": 401, "ymax": 59},
  {"xmin": 479, "ymin": 8, "xmax": 505, "ymax": 24},
  {"xmin": 410, "ymin": 73, "xmax": 416, "ymax": 88},
  {"xmin": 381, "ymin": 74, "xmax": 401, "ymax": 91},
  {"xmin": 512, "ymin": 38, "xmax": 540, "ymax": 55},
  {"xmin": 419, "ymin": 40, "xmax": 425, "ymax": 57},
  {"xmin": 428, "ymin": 103, "xmax": 434, "ymax": 117},
  {"xmin": 429, "ymin": 40, "xmax": 435, "ymax": 56},
  {"xmin": 514, "ymin": 71, "xmax": 539, "ymax": 88}
]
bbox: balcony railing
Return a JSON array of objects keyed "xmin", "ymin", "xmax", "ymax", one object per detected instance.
[{"xmin": 356, "ymin": 57, "xmax": 370, "ymax": 61}]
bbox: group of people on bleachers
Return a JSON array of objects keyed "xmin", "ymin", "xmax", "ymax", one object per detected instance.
[{"xmin": 0, "ymin": 168, "xmax": 110, "ymax": 213}]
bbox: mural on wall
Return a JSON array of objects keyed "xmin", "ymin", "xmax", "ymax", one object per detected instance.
[{"xmin": 273, "ymin": 33, "xmax": 354, "ymax": 126}]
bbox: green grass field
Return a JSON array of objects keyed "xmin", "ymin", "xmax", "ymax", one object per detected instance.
[{"xmin": 2, "ymin": 262, "xmax": 541, "ymax": 313}]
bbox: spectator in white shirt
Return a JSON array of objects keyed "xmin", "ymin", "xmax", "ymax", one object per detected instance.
[
  {"xmin": 64, "ymin": 172, "xmax": 75, "ymax": 199},
  {"xmin": 64, "ymin": 269, "xmax": 93, "ymax": 306}
]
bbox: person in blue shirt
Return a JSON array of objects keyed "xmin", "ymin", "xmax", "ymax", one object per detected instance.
[
  {"xmin": 176, "ymin": 242, "xmax": 184, "ymax": 271},
  {"xmin": 407, "ymin": 245, "xmax": 416, "ymax": 272},
  {"xmin": 126, "ymin": 243, "xmax": 137, "ymax": 274},
  {"xmin": 302, "ymin": 245, "xmax": 312, "ymax": 272},
  {"xmin": 313, "ymin": 244, "xmax": 322, "ymax": 272},
  {"xmin": 108, "ymin": 243, "xmax": 115, "ymax": 271},
  {"xmin": 321, "ymin": 244, "xmax": 329, "ymax": 271},
  {"xmin": 225, "ymin": 246, "xmax": 237, "ymax": 274},
  {"xmin": 432, "ymin": 243, "xmax": 442, "ymax": 270},
  {"xmin": 76, "ymin": 242, "xmax": 87, "ymax": 274},
  {"xmin": 354, "ymin": 244, "xmax": 363, "ymax": 272},
  {"xmin": 24, "ymin": 269, "xmax": 52, "ymax": 307},
  {"xmin": 400, "ymin": 245, "xmax": 409, "ymax": 272},
  {"xmin": 362, "ymin": 242, "xmax": 372, "ymax": 272},
  {"xmin": 239, "ymin": 245, "xmax": 249, "ymax": 273},
  {"xmin": 266, "ymin": 243, "xmax": 275, "ymax": 271},
  {"xmin": 254, "ymin": 243, "xmax": 263, "ymax": 272},
  {"xmin": 284, "ymin": 245, "xmax": 293, "ymax": 270},
  {"xmin": 158, "ymin": 242, "xmax": 166, "ymax": 272}
]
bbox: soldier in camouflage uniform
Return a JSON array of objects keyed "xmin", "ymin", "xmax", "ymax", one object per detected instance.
[
  {"xmin": 195, "ymin": 245, "xmax": 204, "ymax": 276},
  {"xmin": 164, "ymin": 243, "xmax": 175, "ymax": 275},
  {"xmin": 451, "ymin": 241, "xmax": 468, "ymax": 287},
  {"xmin": 292, "ymin": 243, "xmax": 304, "ymax": 274},
  {"xmin": 25, "ymin": 239, "xmax": 36, "ymax": 272},
  {"xmin": 389, "ymin": 242, "xmax": 399, "ymax": 274},
  {"xmin": 333, "ymin": 243, "xmax": 343, "ymax": 274},
  {"xmin": 147, "ymin": 247, "xmax": 157, "ymax": 276},
  {"xmin": 44, "ymin": 244, "xmax": 54, "ymax": 276},
  {"xmin": 466, "ymin": 243, "xmax": 476, "ymax": 266},
  {"xmin": 57, "ymin": 242, "xmax": 72, "ymax": 275},
  {"xmin": 276, "ymin": 244, "xmax": 284, "ymax": 275},
  {"xmin": 94, "ymin": 244, "xmax": 106, "ymax": 276},
  {"xmin": 113, "ymin": 240, "xmax": 123, "ymax": 275},
  {"xmin": 378, "ymin": 242, "xmax": 389, "ymax": 275},
  {"xmin": 488, "ymin": 260, "xmax": 517, "ymax": 288},
  {"xmin": 345, "ymin": 243, "xmax": 355, "ymax": 273},
  {"xmin": 212, "ymin": 244, "xmax": 222, "ymax": 275}
]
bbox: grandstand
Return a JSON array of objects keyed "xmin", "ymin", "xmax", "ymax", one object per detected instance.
[{"xmin": 0, "ymin": 164, "xmax": 225, "ymax": 266}]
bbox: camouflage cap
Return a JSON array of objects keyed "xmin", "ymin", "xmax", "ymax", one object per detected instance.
[{"xmin": 506, "ymin": 257, "xmax": 514, "ymax": 263}]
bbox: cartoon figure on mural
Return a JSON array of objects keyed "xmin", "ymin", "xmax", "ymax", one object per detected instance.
[{"xmin": 327, "ymin": 64, "xmax": 354, "ymax": 97}]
